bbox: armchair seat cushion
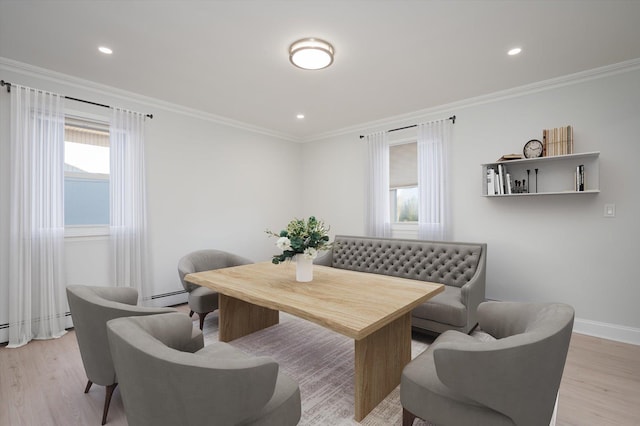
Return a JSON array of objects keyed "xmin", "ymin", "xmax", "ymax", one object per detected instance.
[
  {"xmin": 401, "ymin": 331, "xmax": 513, "ymax": 426},
  {"xmin": 187, "ymin": 286, "xmax": 218, "ymax": 314},
  {"xmin": 194, "ymin": 342, "xmax": 301, "ymax": 426},
  {"xmin": 240, "ymin": 373, "xmax": 301, "ymax": 426},
  {"xmin": 412, "ymin": 286, "xmax": 466, "ymax": 327}
]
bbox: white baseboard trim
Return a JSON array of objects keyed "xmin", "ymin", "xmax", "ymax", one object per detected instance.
[{"xmin": 574, "ymin": 317, "xmax": 640, "ymax": 346}]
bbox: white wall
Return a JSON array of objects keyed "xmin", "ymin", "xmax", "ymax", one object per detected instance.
[
  {"xmin": 0, "ymin": 61, "xmax": 302, "ymax": 342},
  {"xmin": 302, "ymin": 66, "xmax": 640, "ymax": 344},
  {"xmin": 144, "ymin": 109, "xmax": 302, "ymax": 304},
  {"xmin": 2, "ymin": 60, "xmax": 639, "ymax": 344}
]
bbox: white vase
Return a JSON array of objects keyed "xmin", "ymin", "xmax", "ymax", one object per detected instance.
[{"xmin": 295, "ymin": 254, "xmax": 313, "ymax": 282}]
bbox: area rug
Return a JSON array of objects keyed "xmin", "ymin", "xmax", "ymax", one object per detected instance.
[{"xmin": 199, "ymin": 313, "xmax": 434, "ymax": 425}]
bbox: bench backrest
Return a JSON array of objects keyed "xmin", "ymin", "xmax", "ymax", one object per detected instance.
[{"xmin": 329, "ymin": 235, "xmax": 485, "ymax": 288}]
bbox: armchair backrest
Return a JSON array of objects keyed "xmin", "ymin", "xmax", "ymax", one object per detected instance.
[
  {"xmin": 178, "ymin": 249, "xmax": 253, "ymax": 292},
  {"xmin": 66, "ymin": 285, "xmax": 176, "ymax": 386},
  {"xmin": 433, "ymin": 302, "xmax": 575, "ymax": 426},
  {"xmin": 106, "ymin": 313, "xmax": 281, "ymax": 426}
]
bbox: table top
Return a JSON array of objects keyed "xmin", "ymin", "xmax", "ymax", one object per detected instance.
[{"xmin": 185, "ymin": 261, "xmax": 444, "ymax": 340}]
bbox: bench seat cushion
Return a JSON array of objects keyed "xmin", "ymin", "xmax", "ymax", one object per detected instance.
[{"xmin": 412, "ymin": 286, "xmax": 466, "ymax": 327}]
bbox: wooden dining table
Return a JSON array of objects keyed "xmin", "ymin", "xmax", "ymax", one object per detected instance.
[{"xmin": 185, "ymin": 261, "xmax": 444, "ymax": 422}]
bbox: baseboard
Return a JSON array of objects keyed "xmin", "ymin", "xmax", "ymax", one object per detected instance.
[
  {"xmin": 573, "ymin": 317, "xmax": 640, "ymax": 346},
  {"xmin": 0, "ymin": 313, "xmax": 73, "ymax": 346},
  {"xmin": 483, "ymin": 298, "xmax": 640, "ymax": 346}
]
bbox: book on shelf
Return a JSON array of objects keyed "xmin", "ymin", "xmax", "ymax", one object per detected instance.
[
  {"xmin": 486, "ymin": 168, "xmax": 497, "ymax": 195},
  {"xmin": 575, "ymin": 164, "xmax": 585, "ymax": 191},
  {"xmin": 543, "ymin": 125, "xmax": 573, "ymax": 157},
  {"xmin": 496, "ymin": 153, "xmax": 523, "ymax": 162},
  {"xmin": 505, "ymin": 173, "xmax": 512, "ymax": 194},
  {"xmin": 497, "ymin": 164, "xmax": 506, "ymax": 195}
]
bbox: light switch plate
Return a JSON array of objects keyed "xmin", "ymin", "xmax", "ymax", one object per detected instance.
[{"xmin": 604, "ymin": 204, "xmax": 616, "ymax": 218}]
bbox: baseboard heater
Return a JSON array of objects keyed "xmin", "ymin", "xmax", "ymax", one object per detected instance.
[
  {"xmin": 1, "ymin": 291, "xmax": 186, "ymax": 332},
  {"xmin": 0, "ymin": 311, "xmax": 72, "ymax": 331},
  {"xmin": 150, "ymin": 289, "xmax": 186, "ymax": 300}
]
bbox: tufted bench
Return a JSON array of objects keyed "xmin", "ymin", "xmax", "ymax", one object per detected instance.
[{"xmin": 315, "ymin": 235, "xmax": 487, "ymax": 335}]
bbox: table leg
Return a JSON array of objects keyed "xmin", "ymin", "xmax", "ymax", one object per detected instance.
[
  {"xmin": 218, "ymin": 294, "xmax": 279, "ymax": 342},
  {"xmin": 354, "ymin": 312, "xmax": 412, "ymax": 421}
]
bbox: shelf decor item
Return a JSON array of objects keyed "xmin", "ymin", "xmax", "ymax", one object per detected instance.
[
  {"xmin": 543, "ymin": 125, "xmax": 573, "ymax": 156},
  {"xmin": 523, "ymin": 139, "xmax": 543, "ymax": 158},
  {"xmin": 496, "ymin": 153, "xmax": 523, "ymax": 162},
  {"xmin": 575, "ymin": 164, "xmax": 585, "ymax": 191},
  {"xmin": 266, "ymin": 216, "xmax": 332, "ymax": 282}
]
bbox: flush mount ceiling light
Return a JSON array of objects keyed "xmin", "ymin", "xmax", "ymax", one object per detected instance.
[
  {"xmin": 98, "ymin": 46, "xmax": 113, "ymax": 55},
  {"xmin": 508, "ymin": 47, "xmax": 522, "ymax": 56},
  {"xmin": 289, "ymin": 38, "xmax": 334, "ymax": 70}
]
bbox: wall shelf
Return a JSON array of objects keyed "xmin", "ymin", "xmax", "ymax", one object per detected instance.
[{"xmin": 482, "ymin": 152, "xmax": 600, "ymax": 197}]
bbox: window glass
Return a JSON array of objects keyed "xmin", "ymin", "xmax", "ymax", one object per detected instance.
[
  {"xmin": 64, "ymin": 120, "xmax": 110, "ymax": 226},
  {"xmin": 394, "ymin": 186, "xmax": 418, "ymax": 222}
]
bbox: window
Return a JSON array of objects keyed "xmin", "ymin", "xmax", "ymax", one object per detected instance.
[
  {"xmin": 389, "ymin": 142, "xmax": 418, "ymax": 222},
  {"xmin": 64, "ymin": 118, "xmax": 110, "ymax": 232}
]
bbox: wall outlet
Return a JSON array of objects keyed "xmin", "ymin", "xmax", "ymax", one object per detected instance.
[{"xmin": 604, "ymin": 204, "xmax": 616, "ymax": 218}]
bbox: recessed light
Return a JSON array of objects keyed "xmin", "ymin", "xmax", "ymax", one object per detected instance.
[
  {"xmin": 98, "ymin": 46, "xmax": 113, "ymax": 55},
  {"xmin": 296, "ymin": 114, "xmax": 305, "ymax": 119},
  {"xmin": 508, "ymin": 47, "xmax": 522, "ymax": 56}
]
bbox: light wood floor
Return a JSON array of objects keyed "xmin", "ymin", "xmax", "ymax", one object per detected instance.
[{"xmin": 1, "ymin": 312, "xmax": 639, "ymax": 425}]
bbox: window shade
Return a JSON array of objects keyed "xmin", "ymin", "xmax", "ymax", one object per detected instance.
[
  {"xmin": 389, "ymin": 142, "xmax": 417, "ymax": 188},
  {"xmin": 65, "ymin": 119, "xmax": 109, "ymax": 147}
]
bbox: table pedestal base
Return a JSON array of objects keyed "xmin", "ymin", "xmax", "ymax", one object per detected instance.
[
  {"xmin": 354, "ymin": 312, "xmax": 411, "ymax": 421},
  {"xmin": 217, "ymin": 294, "xmax": 413, "ymax": 422},
  {"xmin": 218, "ymin": 294, "xmax": 279, "ymax": 342}
]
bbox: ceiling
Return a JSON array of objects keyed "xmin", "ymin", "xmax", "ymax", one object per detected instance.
[{"xmin": 2, "ymin": 1, "xmax": 640, "ymax": 142}]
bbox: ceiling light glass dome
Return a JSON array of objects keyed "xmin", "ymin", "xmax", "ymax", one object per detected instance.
[{"xmin": 289, "ymin": 38, "xmax": 334, "ymax": 70}]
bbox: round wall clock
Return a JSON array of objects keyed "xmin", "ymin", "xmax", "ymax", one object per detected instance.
[{"xmin": 523, "ymin": 139, "xmax": 543, "ymax": 158}]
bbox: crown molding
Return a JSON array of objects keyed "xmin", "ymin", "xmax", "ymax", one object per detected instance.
[
  {"xmin": 0, "ymin": 57, "xmax": 299, "ymax": 142},
  {"xmin": 302, "ymin": 57, "xmax": 640, "ymax": 143},
  {"xmin": 4, "ymin": 56, "xmax": 640, "ymax": 144}
]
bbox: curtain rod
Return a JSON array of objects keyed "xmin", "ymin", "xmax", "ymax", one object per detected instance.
[
  {"xmin": 359, "ymin": 115, "xmax": 455, "ymax": 139},
  {"xmin": 1, "ymin": 79, "xmax": 153, "ymax": 119}
]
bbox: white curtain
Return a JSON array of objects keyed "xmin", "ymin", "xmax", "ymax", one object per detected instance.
[
  {"xmin": 417, "ymin": 119, "xmax": 452, "ymax": 240},
  {"xmin": 109, "ymin": 108, "xmax": 151, "ymax": 302},
  {"xmin": 8, "ymin": 85, "xmax": 67, "ymax": 347},
  {"xmin": 364, "ymin": 131, "xmax": 391, "ymax": 237}
]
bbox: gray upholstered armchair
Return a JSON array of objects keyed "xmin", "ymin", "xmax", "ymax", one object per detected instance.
[
  {"xmin": 66, "ymin": 285, "xmax": 199, "ymax": 425},
  {"xmin": 178, "ymin": 249, "xmax": 253, "ymax": 330},
  {"xmin": 106, "ymin": 312, "xmax": 302, "ymax": 426},
  {"xmin": 401, "ymin": 301, "xmax": 575, "ymax": 426}
]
